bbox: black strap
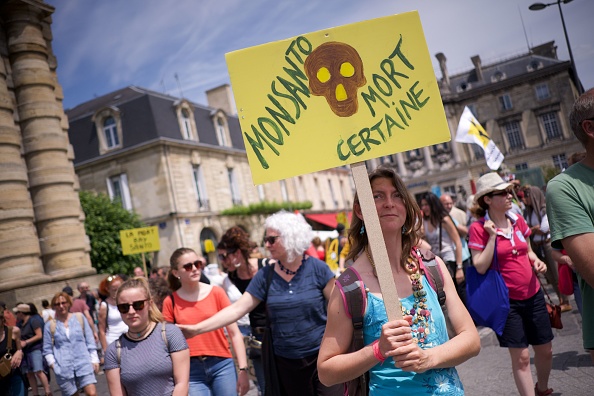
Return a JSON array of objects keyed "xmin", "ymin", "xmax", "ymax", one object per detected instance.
[{"xmin": 170, "ymin": 293, "xmax": 176, "ymax": 324}]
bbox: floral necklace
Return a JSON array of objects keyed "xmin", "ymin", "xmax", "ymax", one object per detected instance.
[{"xmin": 366, "ymin": 248, "xmax": 432, "ymax": 345}]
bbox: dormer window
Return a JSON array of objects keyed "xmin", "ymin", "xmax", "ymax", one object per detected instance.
[
  {"xmin": 491, "ymin": 71, "xmax": 506, "ymax": 82},
  {"xmin": 174, "ymin": 101, "xmax": 197, "ymax": 141},
  {"xmin": 92, "ymin": 106, "xmax": 123, "ymax": 155},
  {"xmin": 181, "ymin": 109, "xmax": 192, "ymax": 139},
  {"xmin": 103, "ymin": 117, "xmax": 119, "ymax": 148},
  {"xmin": 216, "ymin": 117, "xmax": 229, "ymax": 146}
]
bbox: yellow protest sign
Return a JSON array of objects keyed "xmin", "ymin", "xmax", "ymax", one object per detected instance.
[
  {"xmin": 120, "ymin": 226, "xmax": 160, "ymax": 256},
  {"xmin": 226, "ymin": 11, "xmax": 450, "ymax": 184}
]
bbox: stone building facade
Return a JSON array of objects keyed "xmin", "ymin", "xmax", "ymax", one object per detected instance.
[
  {"xmin": 366, "ymin": 41, "xmax": 582, "ymax": 205},
  {"xmin": 0, "ymin": 0, "xmax": 95, "ymax": 304},
  {"xmin": 67, "ymin": 85, "xmax": 354, "ymax": 268}
]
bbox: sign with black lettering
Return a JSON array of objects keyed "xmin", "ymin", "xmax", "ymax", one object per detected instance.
[
  {"xmin": 120, "ymin": 226, "xmax": 160, "ymax": 256},
  {"xmin": 226, "ymin": 11, "xmax": 450, "ymax": 184}
]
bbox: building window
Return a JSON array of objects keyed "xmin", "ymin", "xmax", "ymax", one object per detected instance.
[
  {"xmin": 192, "ymin": 165, "xmax": 209, "ymax": 211},
  {"xmin": 181, "ymin": 109, "xmax": 192, "ymax": 139},
  {"xmin": 471, "ymin": 144, "xmax": 483, "ymax": 160},
  {"xmin": 515, "ymin": 163, "xmax": 528, "ymax": 171},
  {"xmin": 552, "ymin": 154, "xmax": 568, "ymax": 171},
  {"xmin": 541, "ymin": 111, "xmax": 562, "ymax": 141},
  {"xmin": 499, "ymin": 94, "xmax": 513, "ymax": 111},
  {"xmin": 328, "ymin": 179, "xmax": 338, "ymax": 209},
  {"xmin": 216, "ymin": 117, "xmax": 229, "ymax": 147},
  {"xmin": 103, "ymin": 117, "xmax": 119, "ymax": 148},
  {"xmin": 280, "ymin": 180, "xmax": 288, "ymax": 202},
  {"xmin": 228, "ymin": 168, "xmax": 241, "ymax": 205},
  {"xmin": 406, "ymin": 149, "xmax": 422, "ymax": 159},
  {"xmin": 432, "ymin": 143, "xmax": 449, "ymax": 153},
  {"xmin": 535, "ymin": 84, "xmax": 550, "ymax": 100},
  {"xmin": 314, "ymin": 177, "xmax": 324, "ymax": 210},
  {"xmin": 504, "ymin": 121, "xmax": 524, "ymax": 149},
  {"xmin": 107, "ymin": 174, "xmax": 132, "ymax": 210},
  {"xmin": 443, "ymin": 185, "xmax": 456, "ymax": 199}
]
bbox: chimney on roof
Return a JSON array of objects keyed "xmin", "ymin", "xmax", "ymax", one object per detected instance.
[
  {"xmin": 531, "ymin": 41, "xmax": 557, "ymax": 59},
  {"xmin": 435, "ymin": 53, "xmax": 449, "ymax": 87},
  {"xmin": 206, "ymin": 84, "xmax": 237, "ymax": 116},
  {"xmin": 471, "ymin": 55, "xmax": 483, "ymax": 82}
]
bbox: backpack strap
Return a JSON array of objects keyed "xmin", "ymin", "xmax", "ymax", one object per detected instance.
[
  {"xmin": 336, "ymin": 267, "xmax": 368, "ymax": 395},
  {"xmin": 116, "ymin": 335, "xmax": 122, "ymax": 366},
  {"xmin": 50, "ymin": 313, "xmax": 86, "ymax": 346},
  {"xmin": 414, "ymin": 248, "xmax": 455, "ymax": 339},
  {"xmin": 170, "ymin": 293, "xmax": 176, "ymax": 324},
  {"xmin": 6, "ymin": 326, "xmax": 13, "ymax": 353}
]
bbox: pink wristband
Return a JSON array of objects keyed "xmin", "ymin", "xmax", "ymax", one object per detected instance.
[{"xmin": 372, "ymin": 340, "xmax": 385, "ymax": 363}]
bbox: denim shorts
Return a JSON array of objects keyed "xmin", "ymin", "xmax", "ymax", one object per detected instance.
[
  {"xmin": 21, "ymin": 348, "xmax": 44, "ymax": 374},
  {"xmin": 497, "ymin": 289, "xmax": 554, "ymax": 348},
  {"xmin": 189, "ymin": 356, "xmax": 237, "ymax": 396},
  {"xmin": 56, "ymin": 372, "xmax": 96, "ymax": 396}
]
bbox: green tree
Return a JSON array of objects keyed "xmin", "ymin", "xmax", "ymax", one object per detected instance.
[{"xmin": 79, "ymin": 190, "xmax": 145, "ymax": 275}]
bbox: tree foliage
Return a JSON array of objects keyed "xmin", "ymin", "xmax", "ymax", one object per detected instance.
[
  {"xmin": 79, "ymin": 190, "xmax": 145, "ymax": 275},
  {"xmin": 220, "ymin": 200, "xmax": 313, "ymax": 216}
]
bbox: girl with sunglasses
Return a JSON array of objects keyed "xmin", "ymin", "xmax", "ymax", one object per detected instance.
[
  {"xmin": 105, "ymin": 277, "xmax": 189, "ymax": 395},
  {"xmin": 98, "ymin": 275, "xmax": 128, "ymax": 361},
  {"xmin": 42, "ymin": 292, "xmax": 99, "ymax": 396},
  {"xmin": 178, "ymin": 211, "xmax": 343, "ymax": 396},
  {"xmin": 163, "ymin": 248, "xmax": 250, "ymax": 396}
]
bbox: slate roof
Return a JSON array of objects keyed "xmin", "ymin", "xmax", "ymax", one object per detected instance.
[{"xmin": 67, "ymin": 86, "xmax": 245, "ymax": 165}]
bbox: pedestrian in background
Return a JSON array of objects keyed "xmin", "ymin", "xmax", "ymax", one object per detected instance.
[
  {"xmin": 14, "ymin": 303, "xmax": 51, "ymax": 396},
  {"xmin": 97, "ymin": 275, "xmax": 128, "ymax": 362},
  {"xmin": 43, "ymin": 292, "xmax": 99, "ymax": 396},
  {"xmin": 40, "ymin": 300, "xmax": 54, "ymax": 323},
  {"xmin": 105, "ymin": 277, "xmax": 189, "ymax": 396},
  {"xmin": 0, "ymin": 305, "xmax": 25, "ymax": 396},
  {"xmin": 469, "ymin": 172, "xmax": 553, "ymax": 396}
]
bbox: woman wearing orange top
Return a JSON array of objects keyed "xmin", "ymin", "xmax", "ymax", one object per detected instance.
[{"xmin": 162, "ymin": 248, "xmax": 250, "ymax": 396}]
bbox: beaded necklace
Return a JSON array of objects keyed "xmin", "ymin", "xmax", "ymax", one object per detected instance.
[{"xmin": 365, "ymin": 248, "xmax": 431, "ymax": 345}]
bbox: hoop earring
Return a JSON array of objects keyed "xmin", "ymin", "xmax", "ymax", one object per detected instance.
[{"xmin": 360, "ymin": 224, "xmax": 366, "ymax": 235}]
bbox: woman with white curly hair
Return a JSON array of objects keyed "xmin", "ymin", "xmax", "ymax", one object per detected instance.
[{"xmin": 178, "ymin": 211, "xmax": 342, "ymax": 396}]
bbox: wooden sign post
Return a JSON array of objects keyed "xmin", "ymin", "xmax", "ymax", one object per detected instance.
[
  {"xmin": 226, "ymin": 11, "xmax": 450, "ymax": 319},
  {"xmin": 120, "ymin": 226, "xmax": 160, "ymax": 276}
]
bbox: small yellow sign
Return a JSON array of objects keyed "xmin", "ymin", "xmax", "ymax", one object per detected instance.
[
  {"xmin": 120, "ymin": 226, "xmax": 160, "ymax": 256},
  {"xmin": 226, "ymin": 11, "xmax": 450, "ymax": 184}
]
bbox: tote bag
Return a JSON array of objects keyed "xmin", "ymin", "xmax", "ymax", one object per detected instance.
[{"xmin": 466, "ymin": 237, "xmax": 510, "ymax": 336}]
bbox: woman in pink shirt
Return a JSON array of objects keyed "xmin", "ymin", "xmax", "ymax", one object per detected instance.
[{"xmin": 468, "ymin": 173, "xmax": 553, "ymax": 396}]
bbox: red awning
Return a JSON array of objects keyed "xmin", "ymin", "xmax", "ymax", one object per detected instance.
[{"xmin": 305, "ymin": 212, "xmax": 352, "ymax": 229}]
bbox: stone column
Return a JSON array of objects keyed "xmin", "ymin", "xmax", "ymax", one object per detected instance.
[
  {"xmin": 422, "ymin": 146, "xmax": 434, "ymax": 170},
  {"xmin": 395, "ymin": 153, "xmax": 408, "ymax": 177},
  {"xmin": 2, "ymin": 1, "xmax": 94, "ymax": 281},
  {"xmin": 0, "ymin": 27, "xmax": 50, "ymax": 292}
]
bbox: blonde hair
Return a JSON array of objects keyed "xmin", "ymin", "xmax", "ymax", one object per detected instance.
[{"xmin": 116, "ymin": 277, "xmax": 163, "ymax": 323}]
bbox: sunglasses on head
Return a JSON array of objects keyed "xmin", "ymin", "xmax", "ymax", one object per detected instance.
[
  {"xmin": 489, "ymin": 189, "xmax": 512, "ymax": 197},
  {"xmin": 181, "ymin": 260, "xmax": 204, "ymax": 271},
  {"xmin": 117, "ymin": 299, "xmax": 148, "ymax": 314},
  {"xmin": 263, "ymin": 235, "xmax": 280, "ymax": 245}
]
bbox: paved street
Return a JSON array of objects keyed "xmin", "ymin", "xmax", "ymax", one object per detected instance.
[{"xmin": 33, "ymin": 294, "xmax": 593, "ymax": 395}]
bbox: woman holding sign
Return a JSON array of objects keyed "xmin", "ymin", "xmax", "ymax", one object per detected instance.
[{"xmin": 317, "ymin": 165, "xmax": 479, "ymax": 395}]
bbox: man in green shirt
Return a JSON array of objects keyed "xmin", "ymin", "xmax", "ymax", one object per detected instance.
[{"xmin": 547, "ymin": 87, "xmax": 594, "ymax": 363}]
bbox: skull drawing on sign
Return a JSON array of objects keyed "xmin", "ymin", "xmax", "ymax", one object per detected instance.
[{"xmin": 304, "ymin": 42, "xmax": 366, "ymax": 117}]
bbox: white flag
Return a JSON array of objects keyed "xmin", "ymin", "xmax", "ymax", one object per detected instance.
[{"xmin": 455, "ymin": 106, "xmax": 504, "ymax": 170}]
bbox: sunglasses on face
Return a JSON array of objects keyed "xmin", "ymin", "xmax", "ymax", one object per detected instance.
[
  {"xmin": 53, "ymin": 301, "xmax": 68, "ymax": 307},
  {"xmin": 263, "ymin": 235, "xmax": 280, "ymax": 245},
  {"xmin": 489, "ymin": 189, "xmax": 512, "ymax": 197},
  {"xmin": 117, "ymin": 299, "xmax": 148, "ymax": 314},
  {"xmin": 217, "ymin": 249, "xmax": 237, "ymax": 262},
  {"xmin": 181, "ymin": 260, "xmax": 204, "ymax": 271}
]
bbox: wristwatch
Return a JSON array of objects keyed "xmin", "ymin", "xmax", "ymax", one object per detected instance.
[
  {"xmin": 456, "ymin": 263, "xmax": 463, "ymax": 270},
  {"xmin": 239, "ymin": 367, "xmax": 249, "ymax": 372}
]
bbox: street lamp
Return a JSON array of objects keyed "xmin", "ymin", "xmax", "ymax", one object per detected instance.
[{"xmin": 529, "ymin": 0, "xmax": 584, "ymax": 93}]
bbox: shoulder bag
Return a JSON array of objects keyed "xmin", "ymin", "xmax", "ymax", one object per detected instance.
[
  {"xmin": 0, "ymin": 326, "xmax": 14, "ymax": 378},
  {"xmin": 465, "ymin": 236, "xmax": 510, "ymax": 336}
]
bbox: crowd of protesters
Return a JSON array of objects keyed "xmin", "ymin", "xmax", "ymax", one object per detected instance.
[{"xmin": 1, "ymin": 89, "xmax": 592, "ymax": 396}]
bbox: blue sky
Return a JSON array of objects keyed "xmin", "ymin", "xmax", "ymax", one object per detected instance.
[{"xmin": 46, "ymin": 0, "xmax": 594, "ymax": 110}]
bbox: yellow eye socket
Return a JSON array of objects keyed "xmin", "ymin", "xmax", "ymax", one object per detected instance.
[
  {"xmin": 317, "ymin": 67, "xmax": 331, "ymax": 83},
  {"xmin": 340, "ymin": 62, "xmax": 355, "ymax": 77}
]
